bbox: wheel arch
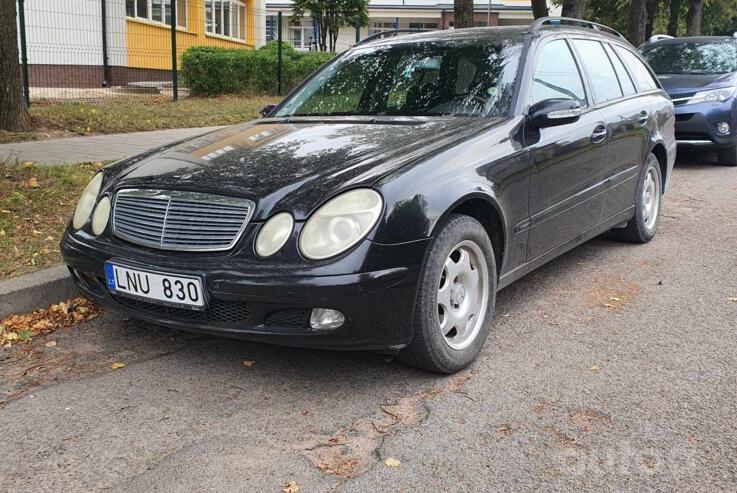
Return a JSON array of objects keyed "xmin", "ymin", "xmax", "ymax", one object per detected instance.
[
  {"xmin": 433, "ymin": 193, "xmax": 507, "ymax": 277},
  {"xmin": 649, "ymin": 142, "xmax": 668, "ymax": 190}
]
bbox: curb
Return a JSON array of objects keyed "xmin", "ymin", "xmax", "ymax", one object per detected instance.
[{"xmin": 0, "ymin": 266, "xmax": 77, "ymax": 319}]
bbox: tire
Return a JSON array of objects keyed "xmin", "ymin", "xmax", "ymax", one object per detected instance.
[
  {"xmin": 398, "ymin": 215, "xmax": 497, "ymax": 374},
  {"xmin": 717, "ymin": 145, "xmax": 737, "ymax": 166},
  {"xmin": 610, "ymin": 153, "xmax": 662, "ymax": 243}
]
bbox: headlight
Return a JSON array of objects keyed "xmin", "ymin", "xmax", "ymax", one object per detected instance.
[
  {"xmin": 72, "ymin": 173, "xmax": 103, "ymax": 230},
  {"xmin": 687, "ymin": 87, "xmax": 735, "ymax": 105},
  {"xmin": 255, "ymin": 212, "xmax": 294, "ymax": 257},
  {"xmin": 91, "ymin": 196, "xmax": 111, "ymax": 235},
  {"xmin": 299, "ymin": 189, "xmax": 383, "ymax": 260}
]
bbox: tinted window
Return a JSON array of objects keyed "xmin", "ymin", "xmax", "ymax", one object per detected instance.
[
  {"xmin": 640, "ymin": 41, "xmax": 737, "ymax": 75},
  {"xmin": 530, "ymin": 39, "xmax": 587, "ymax": 106},
  {"xmin": 276, "ymin": 40, "xmax": 522, "ymax": 118},
  {"xmin": 573, "ymin": 39, "xmax": 622, "ymax": 103},
  {"xmin": 616, "ymin": 47, "xmax": 658, "ymax": 91},
  {"xmin": 605, "ymin": 44, "xmax": 636, "ymax": 96}
]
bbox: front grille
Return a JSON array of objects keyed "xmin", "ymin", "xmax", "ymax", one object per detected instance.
[
  {"xmin": 114, "ymin": 295, "xmax": 251, "ymax": 327},
  {"xmin": 112, "ymin": 189, "xmax": 254, "ymax": 252}
]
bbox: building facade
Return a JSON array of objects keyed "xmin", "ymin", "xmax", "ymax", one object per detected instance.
[
  {"xmin": 22, "ymin": 0, "xmax": 266, "ymax": 88},
  {"xmin": 264, "ymin": 0, "xmax": 561, "ymax": 53}
]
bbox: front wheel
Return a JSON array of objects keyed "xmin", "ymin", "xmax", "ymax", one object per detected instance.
[
  {"xmin": 717, "ymin": 145, "xmax": 737, "ymax": 166},
  {"xmin": 398, "ymin": 215, "xmax": 496, "ymax": 374},
  {"xmin": 610, "ymin": 153, "xmax": 662, "ymax": 243}
]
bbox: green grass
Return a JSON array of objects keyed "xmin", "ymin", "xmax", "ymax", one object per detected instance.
[
  {"xmin": 0, "ymin": 159, "xmax": 105, "ymax": 279},
  {"xmin": 0, "ymin": 95, "xmax": 279, "ymax": 144}
]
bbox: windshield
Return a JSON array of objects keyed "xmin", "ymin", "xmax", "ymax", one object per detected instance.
[
  {"xmin": 640, "ymin": 42, "xmax": 737, "ymax": 75},
  {"xmin": 275, "ymin": 39, "xmax": 522, "ymax": 118}
]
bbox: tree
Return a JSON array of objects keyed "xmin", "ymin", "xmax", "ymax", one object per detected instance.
[
  {"xmin": 628, "ymin": 0, "xmax": 648, "ymax": 45},
  {"xmin": 292, "ymin": 0, "xmax": 368, "ymax": 52},
  {"xmin": 561, "ymin": 0, "xmax": 586, "ymax": 18},
  {"xmin": 667, "ymin": 0, "xmax": 682, "ymax": 35},
  {"xmin": 532, "ymin": 0, "xmax": 549, "ymax": 18},
  {"xmin": 686, "ymin": 0, "xmax": 704, "ymax": 35},
  {"xmin": 0, "ymin": 0, "xmax": 31, "ymax": 131},
  {"xmin": 454, "ymin": 0, "xmax": 474, "ymax": 28}
]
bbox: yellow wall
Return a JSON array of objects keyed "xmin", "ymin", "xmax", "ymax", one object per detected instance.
[{"xmin": 126, "ymin": 1, "xmax": 255, "ymax": 70}]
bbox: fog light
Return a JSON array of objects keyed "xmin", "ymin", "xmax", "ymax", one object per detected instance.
[
  {"xmin": 310, "ymin": 308, "xmax": 345, "ymax": 330},
  {"xmin": 717, "ymin": 122, "xmax": 731, "ymax": 135}
]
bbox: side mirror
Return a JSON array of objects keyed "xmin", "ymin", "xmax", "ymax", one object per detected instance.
[
  {"xmin": 528, "ymin": 98, "xmax": 581, "ymax": 128},
  {"xmin": 259, "ymin": 104, "xmax": 277, "ymax": 118}
]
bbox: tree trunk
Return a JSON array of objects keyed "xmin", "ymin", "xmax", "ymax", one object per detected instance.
[
  {"xmin": 645, "ymin": 0, "xmax": 657, "ymax": 39},
  {"xmin": 0, "ymin": 0, "xmax": 31, "ymax": 131},
  {"xmin": 686, "ymin": 0, "xmax": 704, "ymax": 36},
  {"xmin": 628, "ymin": 0, "xmax": 648, "ymax": 46},
  {"xmin": 454, "ymin": 0, "xmax": 474, "ymax": 28},
  {"xmin": 667, "ymin": 0, "xmax": 681, "ymax": 36},
  {"xmin": 531, "ymin": 0, "xmax": 549, "ymax": 19},
  {"xmin": 561, "ymin": 0, "xmax": 585, "ymax": 19}
]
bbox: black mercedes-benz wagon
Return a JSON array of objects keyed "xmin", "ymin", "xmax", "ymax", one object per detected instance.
[{"xmin": 62, "ymin": 18, "xmax": 676, "ymax": 373}]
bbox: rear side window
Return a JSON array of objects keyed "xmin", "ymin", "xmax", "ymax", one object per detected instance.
[
  {"xmin": 604, "ymin": 44, "xmax": 637, "ymax": 96},
  {"xmin": 615, "ymin": 46, "xmax": 659, "ymax": 91},
  {"xmin": 530, "ymin": 39, "xmax": 587, "ymax": 107},
  {"xmin": 573, "ymin": 39, "xmax": 622, "ymax": 103}
]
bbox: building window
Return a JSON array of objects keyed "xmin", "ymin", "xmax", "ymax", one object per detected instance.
[
  {"xmin": 126, "ymin": 0, "xmax": 187, "ymax": 28},
  {"xmin": 288, "ymin": 18, "xmax": 313, "ymax": 50},
  {"xmin": 408, "ymin": 22, "xmax": 438, "ymax": 30},
  {"xmin": 368, "ymin": 22, "xmax": 395, "ymax": 36},
  {"xmin": 205, "ymin": 0, "xmax": 247, "ymax": 40}
]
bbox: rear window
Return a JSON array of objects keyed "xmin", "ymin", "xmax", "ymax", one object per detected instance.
[
  {"xmin": 640, "ymin": 41, "xmax": 737, "ymax": 75},
  {"xmin": 573, "ymin": 39, "xmax": 623, "ymax": 103},
  {"xmin": 616, "ymin": 47, "xmax": 659, "ymax": 91}
]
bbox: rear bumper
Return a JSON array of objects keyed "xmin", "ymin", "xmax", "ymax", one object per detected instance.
[{"xmin": 62, "ymin": 231, "xmax": 429, "ymax": 351}]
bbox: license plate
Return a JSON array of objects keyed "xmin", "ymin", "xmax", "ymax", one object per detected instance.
[{"xmin": 104, "ymin": 262, "xmax": 205, "ymax": 309}]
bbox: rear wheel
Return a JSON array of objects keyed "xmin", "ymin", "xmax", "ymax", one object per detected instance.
[
  {"xmin": 610, "ymin": 153, "xmax": 662, "ymax": 243},
  {"xmin": 398, "ymin": 215, "xmax": 496, "ymax": 374},
  {"xmin": 717, "ymin": 145, "xmax": 737, "ymax": 166}
]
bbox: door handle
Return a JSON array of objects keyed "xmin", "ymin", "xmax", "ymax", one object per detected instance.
[
  {"xmin": 637, "ymin": 111, "xmax": 649, "ymax": 126},
  {"xmin": 591, "ymin": 124, "xmax": 608, "ymax": 144}
]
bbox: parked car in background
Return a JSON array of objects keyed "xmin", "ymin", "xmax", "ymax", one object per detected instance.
[
  {"xmin": 640, "ymin": 34, "xmax": 737, "ymax": 165},
  {"xmin": 62, "ymin": 18, "xmax": 675, "ymax": 374}
]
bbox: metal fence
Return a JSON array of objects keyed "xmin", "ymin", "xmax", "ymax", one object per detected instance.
[{"xmin": 16, "ymin": 0, "xmax": 274, "ymax": 103}]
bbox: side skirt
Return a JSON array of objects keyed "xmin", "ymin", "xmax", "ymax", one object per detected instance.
[{"xmin": 497, "ymin": 206, "xmax": 635, "ymax": 290}]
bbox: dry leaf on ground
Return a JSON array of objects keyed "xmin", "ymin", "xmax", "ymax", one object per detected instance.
[
  {"xmin": 0, "ymin": 297, "xmax": 99, "ymax": 347},
  {"xmin": 282, "ymin": 481, "xmax": 299, "ymax": 493},
  {"xmin": 111, "ymin": 362, "xmax": 126, "ymax": 370},
  {"xmin": 242, "ymin": 360, "xmax": 256, "ymax": 368},
  {"xmin": 384, "ymin": 457, "xmax": 401, "ymax": 468}
]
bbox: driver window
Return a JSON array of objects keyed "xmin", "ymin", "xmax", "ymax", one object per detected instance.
[{"xmin": 531, "ymin": 39, "xmax": 587, "ymax": 107}]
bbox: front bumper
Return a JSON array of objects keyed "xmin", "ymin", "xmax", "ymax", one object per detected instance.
[
  {"xmin": 674, "ymin": 100, "xmax": 737, "ymax": 149},
  {"xmin": 62, "ymin": 230, "xmax": 429, "ymax": 351}
]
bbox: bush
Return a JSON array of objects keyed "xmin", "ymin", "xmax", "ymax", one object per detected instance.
[{"xmin": 181, "ymin": 42, "xmax": 334, "ymax": 96}]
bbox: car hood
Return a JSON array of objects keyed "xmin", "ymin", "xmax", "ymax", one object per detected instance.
[
  {"xmin": 106, "ymin": 116, "xmax": 502, "ymax": 220},
  {"xmin": 657, "ymin": 72, "xmax": 736, "ymax": 97}
]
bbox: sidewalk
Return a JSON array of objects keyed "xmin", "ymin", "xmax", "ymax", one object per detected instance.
[{"xmin": 0, "ymin": 126, "xmax": 226, "ymax": 165}]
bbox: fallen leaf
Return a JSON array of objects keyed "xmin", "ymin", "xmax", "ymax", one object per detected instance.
[
  {"xmin": 282, "ymin": 481, "xmax": 299, "ymax": 493},
  {"xmin": 603, "ymin": 303, "xmax": 615, "ymax": 308},
  {"xmin": 45, "ymin": 340, "xmax": 57, "ymax": 347},
  {"xmin": 497, "ymin": 423, "xmax": 512, "ymax": 437},
  {"xmin": 384, "ymin": 457, "xmax": 401, "ymax": 468},
  {"xmin": 28, "ymin": 177, "xmax": 38, "ymax": 188},
  {"xmin": 590, "ymin": 364, "xmax": 600, "ymax": 372},
  {"xmin": 729, "ymin": 297, "xmax": 737, "ymax": 302},
  {"xmin": 242, "ymin": 360, "xmax": 255, "ymax": 368},
  {"xmin": 111, "ymin": 362, "xmax": 126, "ymax": 370},
  {"xmin": 609, "ymin": 296, "xmax": 621, "ymax": 302}
]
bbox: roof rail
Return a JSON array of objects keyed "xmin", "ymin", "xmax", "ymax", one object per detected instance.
[
  {"xmin": 648, "ymin": 34, "xmax": 673, "ymax": 42},
  {"xmin": 355, "ymin": 29, "xmax": 430, "ymax": 46},
  {"xmin": 530, "ymin": 17, "xmax": 624, "ymax": 39}
]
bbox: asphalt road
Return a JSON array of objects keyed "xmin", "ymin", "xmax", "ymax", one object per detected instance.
[{"xmin": 2, "ymin": 155, "xmax": 736, "ymax": 492}]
